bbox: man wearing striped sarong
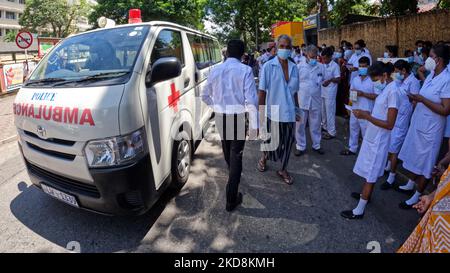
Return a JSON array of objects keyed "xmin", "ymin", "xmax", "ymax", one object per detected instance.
[{"xmin": 257, "ymin": 34, "xmax": 300, "ymax": 185}]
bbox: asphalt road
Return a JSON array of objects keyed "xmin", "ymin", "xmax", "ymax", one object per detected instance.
[{"xmin": 0, "ymin": 119, "xmax": 420, "ymax": 253}]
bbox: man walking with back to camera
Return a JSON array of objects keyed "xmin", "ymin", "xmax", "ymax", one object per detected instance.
[{"xmin": 202, "ymin": 39, "xmax": 258, "ymax": 212}]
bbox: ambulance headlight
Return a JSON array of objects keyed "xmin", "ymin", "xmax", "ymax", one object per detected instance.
[{"xmin": 84, "ymin": 128, "xmax": 146, "ymax": 168}]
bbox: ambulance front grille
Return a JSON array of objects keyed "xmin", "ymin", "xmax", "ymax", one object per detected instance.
[
  {"xmin": 27, "ymin": 161, "xmax": 101, "ymax": 198},
  {"xmin": 24, "ymin": 130, "xmax": 76, "ymax": 146},
  {"xmin": 26, "ymin": 142, "xmax": 76, "ymax": 161}
]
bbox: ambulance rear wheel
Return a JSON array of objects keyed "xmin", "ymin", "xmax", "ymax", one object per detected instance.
[{"xmin": 171, "ymin": 131, "xmax": 191, "ymax": 188}]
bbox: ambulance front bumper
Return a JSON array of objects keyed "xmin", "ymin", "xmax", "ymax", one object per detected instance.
[{"xmin": 19, "ymin": 143, "xmax": 158, "ymax": 216}]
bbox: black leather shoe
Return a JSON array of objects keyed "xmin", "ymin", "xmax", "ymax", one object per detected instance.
[
  {"xmin": 322, "ymin": 133, "xmax": 336, "ymax": 140},
  {"xmin": 351, "ymin": 192, "xmax": 371, "ymax": 203},
  {"xmin": 294, "ymin": 149, "xmax": 305, "ymax": 157},
  {"xmin": 399, "ymin": 201, "xmax": 414, "ymax": 210},
  {"xmin": 341, "ymin": 210, "xmax": 364, "ymax": 220},
  {"xmin": 380, "ymin": 182, "xmax": 394, "ymax": 191},
  {"xmin": 313, "ymin": 148, "xmax": 325, "ymax": 155},
  {"xmin": 226, "ymin": 193, "xmax": 243, "ymax": 212}
]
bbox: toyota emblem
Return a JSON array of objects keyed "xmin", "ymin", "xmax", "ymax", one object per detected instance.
[{"xmin": 37, "ymin": 125, "xmax": 47, "ymax": 139}]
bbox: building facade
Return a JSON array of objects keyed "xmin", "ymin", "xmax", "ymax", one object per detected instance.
[
  {"xmin": 0, "ymin": 0, "xmax": 97, "ymax": 38},
  {"xmin": 0, "ymin": 0, "xmax": 25, "ymax": 38}
]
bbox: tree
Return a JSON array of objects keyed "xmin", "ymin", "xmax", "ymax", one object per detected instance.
[
  {"xmin": 327, "ymin": 0, "xmax": 376, "ymax": 27},
  {"xmin": 378, "ymin": 0, "xmax": 418, "ymax": 16},
  {"xmin": 89, "ymin": 0, "xmax": 207, "ymax": 29},
  {"xmin": 437, "ymin": 0, "xmax": 450, "ymax": 9},
  {"xmin": 19, "ymin": 0, "xmax": 92, "ymax": 38},
  {"xmin": 205, "ymin": 0, "xmax": 310, "ymax": 49},
  {"xmin": 3, "ymin": 30, "xmax": 18, "ymax": 43}
]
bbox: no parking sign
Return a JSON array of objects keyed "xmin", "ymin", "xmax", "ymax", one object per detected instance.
[{"xmin": 15, "ymin": 31, "xmax": 33, "ymax": 50}]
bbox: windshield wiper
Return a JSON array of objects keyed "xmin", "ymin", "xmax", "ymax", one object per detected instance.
[
  {"xmin": 25, "ymin": 78, "xmax": 68, "ymax": 86},
  {"xmin": 52, "ymin": 71, "xmax": 131, "ymax": 87}
]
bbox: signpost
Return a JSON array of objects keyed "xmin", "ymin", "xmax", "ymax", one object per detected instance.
[{"xmin": 15, "ymin": 31, "xmax": 33, "ymax": 81}]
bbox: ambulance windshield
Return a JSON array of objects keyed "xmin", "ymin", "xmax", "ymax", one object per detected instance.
[{"xmin": 26, "ymin": 25, "xmax": 150, "ymax": 87}]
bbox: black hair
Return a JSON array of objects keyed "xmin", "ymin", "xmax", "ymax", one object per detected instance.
[
  {"xmin": 385, "ymin": 45, "xmax": 398, "ymax": 57},
  {"xmin": 421, "ymin": 47, "xmax": 431, "ymax": 56},
  {"xmin": 330, "ymin": 45, "xmax": 335, "ymax": 52},
  {"xmin": 394, "ymin": 60, "xmax": 411, "ymax": 73},
  {"xmin": 404, "ymin": 49, "xmax": 413, "ymax": 57},
  {"xmin": 424, "ymin": 40, "xmax": 433, "ymax": 49},
  {"xmin": 369, "ymin": 61, "xmax": 394, "ymax": 77},
  {"xmin": 432, "ymin": 44, "xmax": 450, "ymax": 66},
  {"xmin": 227, "ymin": 39, "xmax": 245, "ymax": 59},
  {"xmin": 415, "ymin": 40, "xmax": 424, "ymax": 46},
  {"xmin": 359, "ymin": 56, "xmax": 371, "ymax": 66},
  {"xmin": 355, "ymin": 39, "xmax": 366, "ymax": 48},
  {"xmin": 321, "ymin": 47, "xmax": 334, "ymax": 57},
  {"xmin": 345, "ymin": 42, "xmax": 353, "ymax": 49},
  {"xmin": 301, "ymin": 44, "xmax": 306, "ymax": 47}
]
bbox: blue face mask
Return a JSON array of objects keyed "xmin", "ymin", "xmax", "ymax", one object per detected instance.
[
  {"xmin": 373, "ymin": 80, "xmax": 387, "ymax": 91},
  {"xmin": 309, "ymin": 59, "xmax": 318, "ymax": 66},
  {"xmin": 277, "ymin": 49, "xmax": 291, "ymax": 60},
  {"xmin": 359, "ymin": 67, "xmax": 368, "ymax": 76},
  {"xmin": 344, "ymin": 50, "xmax": 353, "ymax": 60},
  {"xmin": 335, "ymin": 52, "xmax": 343, "ymax": 59},
  {"xmin": 355, "ymin": 49, "xmax": 362, "ymax": 55},
  {"xmin": 393, "ymin": 72, "xmax": 404, "ymax": 81},
  {"xmin": 417, "ymin": 47, "xmax": 423, "ymax": 54},
  {"xmin": 408, "ymin": 56, "xmax": 414, "ymax": 63}
]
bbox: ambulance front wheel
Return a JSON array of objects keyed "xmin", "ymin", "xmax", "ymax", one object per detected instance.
[{"xmin": 171, "ymin": 131, "xmax": 192, "ymax": 188}]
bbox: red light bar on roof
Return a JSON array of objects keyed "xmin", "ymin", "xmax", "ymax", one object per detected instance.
[{"xmin": 129, "ymin": 9, "xmax": 142, "ymax": 24}]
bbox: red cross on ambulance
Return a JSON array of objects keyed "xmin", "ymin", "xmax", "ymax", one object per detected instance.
[{"xmin": 168, "ymin": 82, "xmax": 181, "ymax": 112}]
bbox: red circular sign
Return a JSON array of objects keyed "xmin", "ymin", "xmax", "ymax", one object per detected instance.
[{"xmin": 15, "ymin": 31, "xmax": 33, "ymax": 50}]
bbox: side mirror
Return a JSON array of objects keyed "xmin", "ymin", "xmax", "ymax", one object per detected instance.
[{"xmin": 146, "ymin": 57, "xmax": 182, "ymax": 87}]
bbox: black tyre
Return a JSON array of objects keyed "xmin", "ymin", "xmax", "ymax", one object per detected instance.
[{"xmin": 170, "ymin": 131, "xmax": 192, "ymax": 188}]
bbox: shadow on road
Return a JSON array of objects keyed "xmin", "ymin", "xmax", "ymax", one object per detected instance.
[
  {"xmin": 9, "ymin": 180, "xmax": 183, "ymax": 252},
  {"xmin": 7, "ymin": 123, "xmax": 418, "ymax": 253}
]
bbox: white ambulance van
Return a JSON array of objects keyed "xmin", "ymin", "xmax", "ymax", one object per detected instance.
[{"xmin": 13, "ymin": 21, "xmax": 222, "ymax": 215}]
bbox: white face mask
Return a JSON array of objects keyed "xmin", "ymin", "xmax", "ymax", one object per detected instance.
[{"xmin": 425, "ymin": 57, "xmax": 437, "ymax": 72}]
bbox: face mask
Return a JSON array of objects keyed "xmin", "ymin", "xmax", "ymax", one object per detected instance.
[
  {"xmin": 277, "ymin": 49, "xmax": 291, "ymax": 60},
  {"xmin": 335, "ymin": 52, "xmax": 343, "ymax": 59},
  {"xmin": 393, "ymin": 72, "xmax": 404, "ymax": 81},
  {"xmin": 417, "ymin": 47, "xmax": 423, "ymax": 54},
  {"xmin": 373, "ymin": 80, "xmax": 387, "ymax": 91},
  {"xmin": 309, "ymin": 59, "xmax": 318, "ymax": 66},
  {"xmin": 384, "ymin": 52, "xmax": 390, "ymax": 58},
  {"xmin": 355, "ymin": 49, "xmax": 362, "ymax": 56},
  {"xmin": 408, "ymin": 56, "xmax": 414, "ymax": 63},
  {"xmin": 424, "ymin": 57, "xmax": 437, "ymax": 72},
  {"xmin": 344, "ymin": 50, "xmax": 353, "ymax": 60},
  {"xmin": 359, "ymin": 67, "xmax": 368, "ymax": 76}
]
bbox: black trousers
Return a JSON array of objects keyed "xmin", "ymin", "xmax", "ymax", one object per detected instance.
[{"xmin": 215, "ymin": 113, "xmax": 247, "ymax": 205}]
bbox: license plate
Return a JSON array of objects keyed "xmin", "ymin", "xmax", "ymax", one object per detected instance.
[{"xmin": 41, "ymin": 184, "xmax": 79, "ymax": 208}]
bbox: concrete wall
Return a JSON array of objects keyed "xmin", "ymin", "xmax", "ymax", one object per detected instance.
[{"xmin": 318, "ymin": 9, "xmax": 450, "ymax": 59}]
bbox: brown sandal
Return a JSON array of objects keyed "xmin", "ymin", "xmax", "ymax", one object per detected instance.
[
  {"xmin": 257, "ymin": 158, "xmax": 267, "ymax": 172},
  {"xmin": 277, "ymin": 171, "xmax": 294, "ymax": 185}
]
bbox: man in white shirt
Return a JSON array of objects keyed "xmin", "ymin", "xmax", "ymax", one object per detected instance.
[
  {"xmin": 348, "ymin": 40, "xmax": 372, "ymax": 83},
  {"xmin": 320, "ymin": 47, "xmax": 341, "ymax": 139},
  {"xmin": 341, "ymin": 56, "xmax": 378, "ymax": 155},
  {"xmin": 202, "ymin": 39, "xmax": 258, "ymax": 212},
  {"xmin": 295, "ymin": 45, "xmax": 326, "ymax": 156}
]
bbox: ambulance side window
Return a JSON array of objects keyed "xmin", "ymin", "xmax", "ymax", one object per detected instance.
[
  {"xmin": 151, "ymin": 29, "xmax": 185, "ymax": 66},
  {"xmin": 187, "ymin": 34, "xmax": 210, "ymax": 70}
]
